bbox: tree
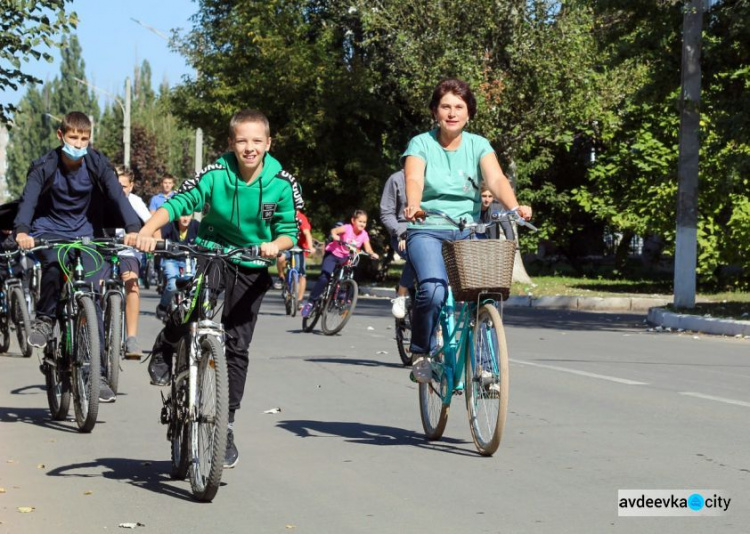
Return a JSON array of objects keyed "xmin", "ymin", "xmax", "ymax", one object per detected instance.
[
  {"xmin": 6, "ymin": 34, "xmax": 98, "ymax": 195},
  {"xmin": 0, "ymin": 0, "xmax": 78, "ymax": 124}
]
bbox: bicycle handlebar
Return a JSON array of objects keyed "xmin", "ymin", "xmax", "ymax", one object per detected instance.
[
  {"xmin": 153, "ymin": 240, "xmax": 272, "ymax": 265},
  {"xmin": 414, "ymin": 208, "xmax": 538, "ymax": 233}
]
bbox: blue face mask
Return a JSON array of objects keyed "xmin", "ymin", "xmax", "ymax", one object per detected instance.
[{"xmin": 62, "ymin": 142, "xmax": 88, "ymax": 161}]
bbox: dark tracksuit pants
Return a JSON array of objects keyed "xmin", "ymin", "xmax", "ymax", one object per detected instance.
[{"xmin": 153, "ymin": 257, "xmax": 272, "ymax": 423}]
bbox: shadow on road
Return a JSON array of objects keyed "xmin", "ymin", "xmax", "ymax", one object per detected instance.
[
  {"xmin": 277, "ymin": 419, "xmax": 481, "ymax": 457},
  {"xmin": 0, "ymin": 405, "xmax": 83, "ymax": 433},
  {"xmin": 9, "ymin": 384, "xmax": 46, "ymax": 395},
  {"xmin": 46, "ymin": 458, "xmax": 196, "ymax": 501},
  {"xmin": 305, "ymin": 357, "xmax": 405, "ymax": 369}
]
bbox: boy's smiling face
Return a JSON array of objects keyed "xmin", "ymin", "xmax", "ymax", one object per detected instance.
[{"xmin": 229, "ymin": 120, "xmax": 271, "ymax": 181}]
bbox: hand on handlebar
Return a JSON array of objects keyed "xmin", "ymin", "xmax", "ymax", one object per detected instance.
[
  {"xmin": 15, "ymin": 232, "xmax": 34, "ymax": 250},
  {"xmin": 515, "ymin": 205, "xmax": 533, "ymax": 220},
  {"xmin": 259, "ymin": 242, "xmax": 279, "ymax": 258},
  {"xmin": 403, "ymin": 205, "xmax": 422, "ymax": 222},
  {"xmin": 132, "ymin": 231, "xmax": 158, "ymax": 252}
]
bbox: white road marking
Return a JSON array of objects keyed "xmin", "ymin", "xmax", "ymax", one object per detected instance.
[
  {"xmin": 679, "ymin": 392, "xmax": 750, "ymax": 408},
  {"xmin": 510, "ymin": 359, "xmax": 649, "ymax": 386}
]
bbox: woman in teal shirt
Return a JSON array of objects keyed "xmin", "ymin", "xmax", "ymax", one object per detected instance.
[{"xmin": 403, "ymin": 78, "xmax": 532, "ymax": 383}]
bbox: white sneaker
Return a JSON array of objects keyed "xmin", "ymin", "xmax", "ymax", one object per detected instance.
[
  {"xmin": 391, "ymin": 296, "xmax": 407, "ymax": 319},
  {"xmin": 411, "ymin": 356, "xmax": 432, "ymax": 383}
]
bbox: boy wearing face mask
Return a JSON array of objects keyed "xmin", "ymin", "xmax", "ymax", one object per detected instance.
[{"xmin": 14, "ymin": 111, "xmax": 142, "ymax": 402}]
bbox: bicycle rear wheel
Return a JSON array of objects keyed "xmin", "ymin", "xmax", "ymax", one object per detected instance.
[
  {"xmin": 10, "ymin": 286, "xmax": 32, "ymax": 358},
  {"xmin": 189, "ymin": 335, "xmax": 228, "ymax": 502},
  {"xmin": 465, "ymin": 303, "xmax": 508, "ymax": 456},
  {"xmin": 44, "ymin": 323, "xmax": 70, "ymax": 420},
  {"xmin": 72, "ymin": 296, "xmax": 101, "ymax": 433},
  {"xmin": 169, "ymin": 339, "xmax": 190, "ymax": 480},
  {"xmin": 321, "ymin": 279, "xmax": 358, "ymax": 335},
  {"xmin": 419, "ymin": 349, "xmax": 449, "ymax": 440},
  {"xmin": 103, "ymin": 292, "xmax": 123, "ymax": 394},
  {"xmin": 395, "ymin": 314, "xmax": 412, "ymax": 366}
]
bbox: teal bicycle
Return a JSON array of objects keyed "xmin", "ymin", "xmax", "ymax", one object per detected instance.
[{"xmin": 413, "ymin": 209, "xmax": 536, "ymax": 456}]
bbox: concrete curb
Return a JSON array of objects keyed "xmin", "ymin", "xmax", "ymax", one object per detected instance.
[
  {"xmin": 359, "ymin": 286, "xmax": 750, "ymax": 338},
  {"xmin": 359, "ymin": 286, "xmax": 670, "ymax": 312},
  {"xmin": 647, "ymin": 307, "xmax": 750, "ymax": 338}
]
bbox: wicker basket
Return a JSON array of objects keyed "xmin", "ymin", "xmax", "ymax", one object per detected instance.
[{"xmin": 442, "ymin": 239, "xmax": 516, "ymax": 302}]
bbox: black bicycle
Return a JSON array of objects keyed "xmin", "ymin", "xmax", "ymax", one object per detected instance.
[
  {"xmin": 152, "ymin": 240, "xmax": 270, "ymax": 502},
  {"xmin": 302, "ymin": 243, "xmax": 365, "ymax": 335},
  {"xmin": 31, "ymin": 238, "xmax": 104, "ymax": 432},
  {"xmin": 0, "ymin": 248, "xmax": 33, "ymax": 358}
]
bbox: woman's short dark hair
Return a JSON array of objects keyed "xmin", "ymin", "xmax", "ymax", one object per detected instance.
[{"xmin": 429, "ymin": 78, "xmax": 477, "ymax": 120}]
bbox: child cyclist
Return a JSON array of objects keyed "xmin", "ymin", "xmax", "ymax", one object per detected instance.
[
  {"xmin": 128, "ymin": 109, "xmax": 302, "ymax": 469},
  {"xmin": 276, "ymin": 209, "xmax": 314, "ymax": 307},
  {"xmin": 14, "ymin": 111, "xmax": 142, "ymax": 403},
  {"xmin": 301, "ymin": 210, "xmax": 379, "ymax": 317}
]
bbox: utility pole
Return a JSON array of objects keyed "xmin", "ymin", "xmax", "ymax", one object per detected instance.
[
  {"xmin": 674, "ymin": 0, "xmax": 704, "ymax": 308},
  {"xmin": 194, "ymin": 128, "xmax": 203, "ymax": 174},
  {"xmin": 124, "ymin": 77, "xmax": 131, "ymax": 168}
]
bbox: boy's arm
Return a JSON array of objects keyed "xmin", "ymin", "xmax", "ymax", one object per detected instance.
[
  {"xmin": 380, "ymin": 177, "xmax": 401, "ymax": 238},
  {"xmin": 13, "ymin": 165, "xmax": 47, "ymax": 236},
  {"xmin": 302, "ymin": 228, "xmax": 314, "ymax": 251},
  {"xmin": 161, "ymin": 172, "xmax": 213, "ymax": 220}
]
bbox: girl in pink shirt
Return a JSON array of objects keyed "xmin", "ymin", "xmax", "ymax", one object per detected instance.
[{"xmin": 302, "ymin": 210, "xmax": 379, "ymax": 316}]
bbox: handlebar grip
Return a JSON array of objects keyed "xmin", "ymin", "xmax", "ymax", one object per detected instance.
[
  {"xmin": 413, "ymin": 210, "xmax": 426, "ymax": 220},
  {"xmin": 154, "ymin": 239, "xmax": 170, "ymax": 252}
]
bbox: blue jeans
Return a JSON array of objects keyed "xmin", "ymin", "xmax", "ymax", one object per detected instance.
[
  {"xmin": 159, "ymin": 258, "xmax": 186, "ymax": 308},
  {"xmin": 407, "ymin": 228, "xmax": 471, "ymax": 355},
  {"xmin": 390, "ymin": 236, "xmax": 415, "ymax": 290}
]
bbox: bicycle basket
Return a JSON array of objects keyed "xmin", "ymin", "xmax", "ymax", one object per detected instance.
[{"xmin": 441, "ymin": 239, "xmax": 516, "ymax": 302}]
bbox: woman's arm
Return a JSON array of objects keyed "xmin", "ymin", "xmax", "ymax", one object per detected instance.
[
  {"xmin": 404, "ymin": 155, "xmax": 426, "ymax": 220},
  {"xmin": 480, "ymin": 153, "xmax": 532, "ymax": 219}
]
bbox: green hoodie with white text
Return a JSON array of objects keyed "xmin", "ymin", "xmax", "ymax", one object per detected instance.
[{"xmin": 161, "ymin": 152, "xmax": 299, "ymax": 268}]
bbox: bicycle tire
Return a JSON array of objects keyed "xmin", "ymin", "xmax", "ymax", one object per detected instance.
[
  {"xmin": 289, "ymin": 274, "xmax": 299, "ymax": 318},
  {"xmin": 321, "ymin": 279, "xmax": 358, "ymax": 335},
  {"xmin": 282, "ymin": 278, "xmax": 293, "ymax": 316},
  {"xmin": 72, "ymin": 296, "xmax": 101, "ymax": 433},
  {"xmin": 142, "ymin": 257, "xmax": 151, "ymax": 289},
  {"xmin": 419, "ymin": 348, "xmax": 449, "ymax": 440},
  {"xmin": 44, "ymin": 324, "xmax": 70, "ymax": 420},
  {"xmin": 465, "ymin": 303, "xmax": 508, "ymax": 456},
  {"xmin": 10, "ymin": 286, "xmax": 32, "ymax": 358},
  {"xmin": 395, "ymin": 315, "xmax": 412, "ymax": 367},
  {"xmin": 0, "ymin": 315, "xmax": 10, "ymax": 353},
  {"xmin": 170, "ymin": 339, "xmax": 190, "ymax": 480},
  {"xmin": 302, "ymin": 301, "xmax": 321, "ymax": 332},
  {"xmin": 103, "ymin": 292, "xmax": 123, "ymax": 394},
  {"xmin": 189, "ymin": 335, "xmax": 228, "ymax": 502}
]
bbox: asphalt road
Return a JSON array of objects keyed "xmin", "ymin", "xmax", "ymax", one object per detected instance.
[{"xmin": 1, "ymin": 290, "xmax": 748, "ymax": 533}]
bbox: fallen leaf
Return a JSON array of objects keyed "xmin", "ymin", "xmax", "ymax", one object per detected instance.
[
  {"xmin": 376, "ymin": 351, "xmax": 388, "ymax": 355},
  {"xmin": 263, "ymin": 407, "xmax": 282, "ymax": 414},
  {"xmin": 84, "ymin": 491, "xmax": 93, "ymax": 495},
  {"xmin": 286, "ymin": 525, "xmax": 297, "ymax": 530},
  {"xmin": 367, "ymin": 326, "xmax": 375, "ymax": 330},
  {"xmin": 118, "ymin": 522, "xmax": 145, "ymax": 529},
  {"xmin": 0, "ymin": 487, "xmax": 6, "ymax": 493},
  {"xmin": 37, "ymin": 464, "xmax": 45, "ymax": 469},
  {"xmin": 18, "ymin": 507, "xmax": 35, "ymax": 513},
  {"xmin": 6, "ymin": 460, "xmax": 16, "ymax": 464}
]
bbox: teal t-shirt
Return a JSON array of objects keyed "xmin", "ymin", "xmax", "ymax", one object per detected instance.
[{"xmin": 402, "ymin": 129, "xmax": 494, "ymax": 229}]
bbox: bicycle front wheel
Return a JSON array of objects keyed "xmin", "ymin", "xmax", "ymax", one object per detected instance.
[
  {"xmin": 465, "ymin": 304, "xmax": 509, "ymax": 456},
  {"xmin": 189, "ymin": 336, "xmax": 228, "ymax": 502},
  {"xmin": 103, "ymin": 292, "xmax": 123, "ymax": 394},
  {"xmin": 10, "ymin": 286, "xmax": 32, "ymax": 358},
  {"xmin": 72, "ymin": 296, "xmax": 101, "ymax": 433},
  {"xmin": 302, "ymin": 300, "xmax": 321, "ymax": 332},
  {"xmin": 419, "ymin": 348, "xmax": 449, "ymax": 440},
  {"xmin": 289, "ymin": 275, "xmax": 299, "ymax": 318},
  {"xmin": 321, "ymin": 279, "xmax": 358, "ymax": 335}
]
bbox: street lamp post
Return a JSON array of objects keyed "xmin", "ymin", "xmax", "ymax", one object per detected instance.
[{"xmin": 74, "ymin": 77, "xmax": 132, "ymax": 167}]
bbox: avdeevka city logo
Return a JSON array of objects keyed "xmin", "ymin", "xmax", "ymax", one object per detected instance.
[
  {"xmin": 618, "ymin": 490, "xmax": 730, "ymax": 517},
  {"xmin": 687, "ymin": 493, "xmax": 704, "ymax": 511}
]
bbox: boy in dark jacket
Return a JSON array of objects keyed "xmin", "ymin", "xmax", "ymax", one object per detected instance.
[
  {"xmin": 15, "ymin": 111, "xmax": 141, "ymax": 403},
  {"xmin": 129, "ymin": 109, "xmax": 302, "ymax": 468},
  {"xmin": 155, "ymin": 212, "xmax": 200, "ymax": 318}
]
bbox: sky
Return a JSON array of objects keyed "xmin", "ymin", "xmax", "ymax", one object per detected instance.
[{"xmin": 4, "ymin": 0, "xmax": 198, "ymax": 110}]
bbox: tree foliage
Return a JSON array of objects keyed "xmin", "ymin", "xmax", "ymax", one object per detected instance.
[{"xmin": 0, "ymin": 0, "xmax": 78, "ymax": 124}]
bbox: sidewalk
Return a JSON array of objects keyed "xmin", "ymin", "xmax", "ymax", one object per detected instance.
[{"xmin": 360, "ymin": 286, "xmax": 750, "ymax": 339}]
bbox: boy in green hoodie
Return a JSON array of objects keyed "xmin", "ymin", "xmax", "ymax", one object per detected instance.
[{"xmin": 129, "ymin": 109, "xmax": 301, "ymax": 468}]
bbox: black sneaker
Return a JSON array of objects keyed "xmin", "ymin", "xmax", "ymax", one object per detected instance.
[
  {"xmin": 148, "ymin": 352, "xmax": 171, "ymax": 386},
  {"xmin": 28, "ymin": 317, "xmax": 54, "ymax": 349},
  {"xmin": 224, "ymin": 428, "xmax": 238, "ymax": 468},
  {"xmin": 99, "ymin": 377, "xmax": 116, "ymax": 403}
]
